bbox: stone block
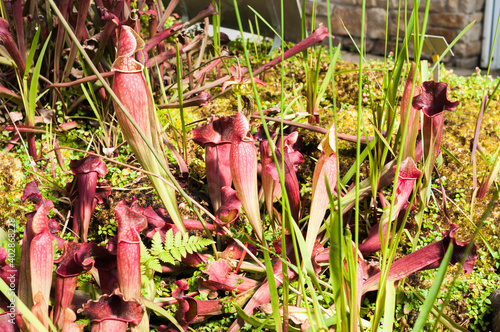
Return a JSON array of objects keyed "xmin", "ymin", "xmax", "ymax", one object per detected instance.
[
  {"xmin": 365, "ymin": 38, "xmax": 376, "ymax": 52},
  {"xmin": 305, "ymin": 0, "xmax": 334, "ymax": 16},
  {"xmin": 372, "ymin": 39, "xmax": 392, "ymax": 55},
  {"xmin": 406, "ymin": 0, "xmax": 446, "ymax": 12},
  {"xmin": 456, "ymin": 22, "xmax": 483, "ymax": 43},
  {"xmin": 365, "ymin": 0, "xmax": 377, "ymax": 7},
  {"xmin": 340, "ymin": 36, "xmax": 375, "ymax": 53},
  {"xmin": 475, "ymin": 0, "xmax": 485, "ymax": 11},
  {"xmin": 460, "ymin": 0, "xmax": 477, "ymax": 14},
  {"xmin": 381, "ymin": 0, "xmax": 399, "ymax": 9},
  {"xmin": 366, "ymin": 8, "xmax": 387, "ymax": 39},
  {"xmin": 388, "ymin": 10, "xmax": 425, "ymax": 37},
  {"xmin": 430, "ymin": 13, "xmax": 465, "ymax": 28},
  {"xmin": 466, "ymin": 40, "xmax": 482, "ymax": 56},
  {"xmin": 453, "ymin": 42, "xmax": 467, "ymax": 57},
  {"xmin": 453, "ymin": 56, "xmax": 479, "ymax": 68},
  {"xmin": 453, "ymin": 40, "xmax": 482, "ymax": 57},
  {"xmin": 331, "ymin": 6, "xmax": 364, "ymax": 37},
  {"xmin": 314, "ymin": 15, "xmax": 331, "ymax": 30},
  {"xmin": 447, "ymin": 0, "xmax": 459, "ymax": 12},
  {"xmin": 462, "ymin": 22, "xmax": 483, "ymax": 43},
  {"xmin": 426, "ymin": 0, "xmax": 447, "ymax": 12},
  {"xmin": 470, "ymin": 12, "xmax": 484, "ymax": 24},
  {"xmin": 334, "ymin": 0, "xmax": 362, "ymax": 5}
]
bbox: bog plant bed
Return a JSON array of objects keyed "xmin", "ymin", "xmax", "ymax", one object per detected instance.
[{"xmin": 0, "ymin": 0, "xmax": 499, "ymax": 331}]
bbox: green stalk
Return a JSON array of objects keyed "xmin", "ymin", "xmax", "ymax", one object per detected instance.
[
  {"xmin": 485, "ymin": 11, "xmax": 500, "ymax": 77},
  {"xmin": 326, "ymin": 177, "xmax": 347, "ymax": 330},
  {"xmin": 382, "ymin": 280, "xmax": 396, "ymax": 332},
  {"xmin": 175, "ymin": 41, "xmax": 188, "ymax": 162},
  {"xmin": 211, "ymin": 0, "xmax": 221, "ymax": 55},
  {"xmin": 352, "ymin": 0, "xmax": 366, "ymax": 329},
  {"xmin": 0, "ymin": 278, "xmax": 49, "ymax": 332},
  {"xmin": 278, "ymin": 1, "xmax": 289, "ymax": 330},
  {"xmin": 23, "ymin": 29, "xmax": 51, "ymax": 159},
  {"xmin": 411, "ymin": 243, "xmax": 454, "ymax": 331},
  {"xmin": 325, "ymin": 0, "xmax": 348, "ymax": 327}
]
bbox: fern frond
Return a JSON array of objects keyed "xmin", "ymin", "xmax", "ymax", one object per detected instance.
[
  {"xmin": 149, "ymin": 230, "xmax": 215, "ymax": 265},
  {"xmin": 171, "ymin": 247, "xmax": 182, "ymax": 261},
  {"xmin": 174, "ymin": 231, "xmax": 182, "ymax": 248},
  {"xmin": 140, "ymin": 240, "xmax": 162, "ymax": 273},
  {"xmin": 159, "ymin": 251, "xmax": 176, "ymax": 265},
  {"xmin": 165, "ymin": 229, "xmax": 174, "ymax": 249},
  {"xmin": 151, "ymin": 231, "xmax": 164, "ymax": 256},
  {"xmin": 148, "ymin": 257, "xmax": 162, "ymax": 273}
]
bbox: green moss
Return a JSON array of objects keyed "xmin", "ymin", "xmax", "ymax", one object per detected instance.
[{"xmin": 0, "ymin": 151, "xmax": 27, "ymax": 227}]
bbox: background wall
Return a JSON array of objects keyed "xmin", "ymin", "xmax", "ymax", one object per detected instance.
[{"xmin": 307, "ymin": 0, "xmax": 486, "ymax": 68}]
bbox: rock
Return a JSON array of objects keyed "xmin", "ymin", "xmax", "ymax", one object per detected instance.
[{"xmin": 490, "ymin": 289, "xmax": 500, "ymax": 332}]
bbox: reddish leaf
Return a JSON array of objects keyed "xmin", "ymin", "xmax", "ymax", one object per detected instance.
[
  {"xmin": 115, "ymin": 201, "xmax": 147, "ymax": 301},
  {"xmin": 200, "ymin": 259, "xmax": 258, "ymax": 293},
  {"xmin": 79, "ymin": 290, "xmax": 144, "ymax": 331},
  {"xmin": 230, "ymin": 113, "xmax": 262, "ymax": 241},
  {"xmin": 362, "ymin": 224, "xmax": 477, "ymax": 294},
  {"xmin": 215, "ymin": 187, "xmax": 241, "ymax": 227},
  {"xmin": 193, "ymin": 116, "xmax": 234, "ymax": 212}
]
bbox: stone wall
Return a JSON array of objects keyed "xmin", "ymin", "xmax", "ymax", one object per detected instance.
[{"xmin": 307, "ymin": 0, "xmax": 486, "ymax": 68}]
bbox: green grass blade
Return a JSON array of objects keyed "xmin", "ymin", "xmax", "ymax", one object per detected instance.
[
  {"xmin": 143, "ymin": 299, "xmax": 184, "ymax": 331},
  {"xmin": 410, "ymin": 288, "xmax": 469, "ymax": 332},
  {"xmin": 175, "ymin": 41, "xmax": 188, "ymax": 162},
  {"xmin": 24, "ymin": 28, "xmax": 41, "ymax": 79},
  {"xmin": 261, "ymin": 238, "xmax": 283, "ymax": 332},
  {"xmin": 382, "ymin": 280, "xmax": 396, "ymax": 332},
  {"xmin": 0, "ymin": 278, "xmax": 49, "ymax": 332},
  {"xmin": 315, "ymin": 46, "xmax": 340, "ymax": 108},
  {"xmin": 81, "ymin": 84, "xmax": 106, "ymax": 135},
  {"xmin": 248, "ymin": 6, "xmax": 281, "ymax": 40},
  {"xmin": 233, "ymin": 302, "xmax": 302, "ymax": 332},
  {"xmin": 341, "ymin": 141, "xmax": 374, "ymax": 186},
  {"xmin": 326, "ymin": 175, "xmax": 348, "ymax": 329},
  {"xmin": 29, "ymin": 32, "xmax": 52, "ymax": 115},
  {"xmin": 411, "ymin": 243, "xmax": 454, "ymax": 331},
  {"xmin": 441, "ymin": 145, "xmax": 463, "ymax": 167}
]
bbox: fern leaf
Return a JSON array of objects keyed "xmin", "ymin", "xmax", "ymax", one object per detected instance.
[
  {"xmin": 179, "ymin": 246, "xmax": 187, "ymax": 258},
  {"xmin": 165, "ymin": 229, "xmax": 174, "ymax": 249},
  {"xmin": 197, "ymin": 238, "xmax": 215, "ymax": 249},
  {"xmin": 151, "ymin": 232, "xmax": 164, "ymax": 256},
  {"xmin": 186, "ymin": 243, "xmax": 194, "ymax": 255},
  {"xmin": 171, "ymin": 247, "xmax": 182, "ymax": 261},
  {"xmin": 202, "ymin": 238, "xmax": 215, "ymax": 246},
  {"xmin": 159, "ymin": 251, "xmax": 176, "ymax": 265},
  {"xmin": 149, "ymin": 231, "xmax": 215, "ymax": 266},
  {"xmin": 140, "ymin": 241, "xmax": 150, "ymax": 261},
  {"xmin": 174, "ymin": 232, "xmax": 182, "ymax": 248},
  {"xmin": 148, "ymin": 257, "xmax": 162, "ymax": 273}
]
